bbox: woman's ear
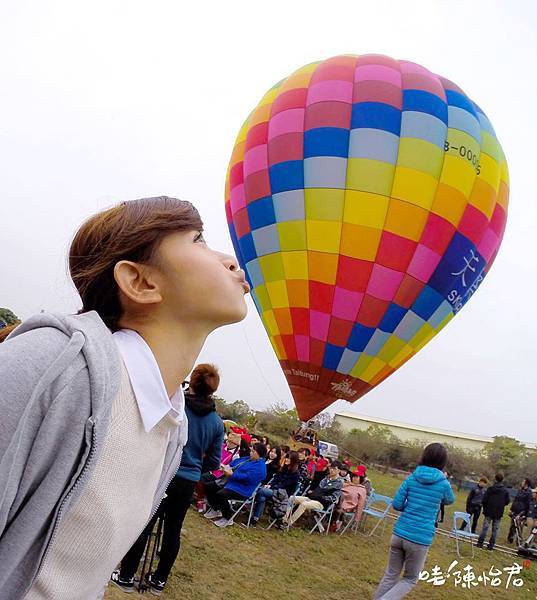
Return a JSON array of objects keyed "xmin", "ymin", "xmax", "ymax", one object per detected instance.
[{"xmin": 114, "ymin": 260, "xmax": 163, "ymax": 305}]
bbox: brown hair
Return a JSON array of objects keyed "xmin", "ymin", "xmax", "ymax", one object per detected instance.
[
  {"xmin": 69, "ymin": 196, "xmax": 203, "ymax": 330},
  {"xmin": 189, "ymin": 363, "xmax": 220, "ymax": 396},
  {"xmin": 0, "ymin": 322, "xmax": 21, "ymax": 343}
]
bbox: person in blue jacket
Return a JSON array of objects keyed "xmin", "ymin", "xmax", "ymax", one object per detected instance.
[
  {"xmin": 204, "ymin": 442, "xmax": 267, "ymax": 527},
  {"xmin": 374, "ymin": 443, "xmax": 455, "ymax": 600}
]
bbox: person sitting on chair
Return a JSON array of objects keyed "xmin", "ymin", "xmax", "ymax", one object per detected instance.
[
  {"xmin": 332, "ymin": 471, "xmax": 368, "ymax": 532},
  {"xmin": 251, "ymin": 451, "xmax": 300, "ymax": 525},
  {"xmin": 283, "ymin": 461, "xmax": 343, "ymax": 530},
  {"xmin": 204, "ymin": 443, "xmax": 267, "ymax": 527}
]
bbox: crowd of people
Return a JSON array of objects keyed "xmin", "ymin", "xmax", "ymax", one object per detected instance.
[
  {"xmin": 1, "ymin": 197, "xmax": 533, "ymax": 600},
  {"xmin": 462, "ymin": 474, "xmax": 537, "ymax": 550},
  {"xmin": 196, "ymin": 428, "xmax": 373, "ymax": 533},
  {"xmin": 92, "ymin": 360, "xmax": 537, "ymax": 598}
]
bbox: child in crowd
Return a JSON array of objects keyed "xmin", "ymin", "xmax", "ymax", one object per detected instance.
[{"xmin": 374, "ymin": 443, "xmax": 455, "ymax": 600}]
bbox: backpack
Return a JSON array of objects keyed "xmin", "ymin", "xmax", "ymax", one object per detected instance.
[{"xmin": 268, "ymin": 488, "xmax": 289, "ymax": 519}]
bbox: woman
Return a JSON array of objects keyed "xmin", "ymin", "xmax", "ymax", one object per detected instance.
[
  {"xmin": 333, "ymin": 472, "xmax": 368, "ymax": 532},
  {"xmin": 263, "ymin": 446, "xmax": 282, "ymax": 484},
  {"xmin": 310, "ymin": 453, "xmax": 329, "ymax": 490},
  {"xmin": 204, "ymin": 443, "xmax": 268, "ymax": 527},
  {"xmin": 0, "ymin": 197, "xmax": 249, "ymax": 600},
  {"xmin": 112, "ymin": 363, "xmax": 225, "ymax": 595},
  {"xmin": 374, "ymin": 443, "xmax": 455, "ymax": 600},
  {"xmin": 252, "ymin": 451, "xmax": 300, "ymax": 525}
]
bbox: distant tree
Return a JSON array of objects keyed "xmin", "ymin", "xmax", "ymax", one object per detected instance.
[
  {"xmin": 482, "ymin": 436, "xmax": 527, "ymax": 478},
  {"xmin": 0, "ymin": 308, "xmax": 19, "ymax": 326},
  {"xmin": 214, "ymin": 397, "xmax": 253, "ymax": 424},
  {"xmin": 255, "ymin": 403, "xmax": 300, "ymax": 440}
]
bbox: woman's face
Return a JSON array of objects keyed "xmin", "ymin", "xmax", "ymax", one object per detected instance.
[
  {"xmin": 152, "ymin": 230, "xmax": 249, "ymax": 329},
  {"xmin": 250, "ymin": 448, "xmax": 260, "ymax": 460},
  {"xmin": 269, "ymin": 449, "xmax": 277, "ymax": 459},
  {"xmin": 284, "ymin": 457, "xmax": 291, "ymax": 466}
]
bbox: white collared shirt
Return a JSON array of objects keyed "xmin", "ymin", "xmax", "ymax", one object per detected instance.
[{"xmin": 112, "ymin": 329, "xmax": 185, "ymax": 433}]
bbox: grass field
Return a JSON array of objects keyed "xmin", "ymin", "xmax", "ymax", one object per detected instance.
[{"xmin": 104, "ymin": 469, "xmax": 537, "ymax": 599}]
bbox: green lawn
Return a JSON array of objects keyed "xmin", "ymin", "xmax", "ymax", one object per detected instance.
[{"xmin": 104, "ymin": 469, "xmax": 537, "ymax": 599}]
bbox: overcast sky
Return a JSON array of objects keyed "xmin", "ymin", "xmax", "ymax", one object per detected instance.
[{"xmin": 1, "ymin": 1, "xmax": 535, "ymax": 442}]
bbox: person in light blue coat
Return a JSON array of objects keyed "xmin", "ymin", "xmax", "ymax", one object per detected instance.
[{"xmin": 374, "ymin": 443, "xmax": 455, "ymax": 600}]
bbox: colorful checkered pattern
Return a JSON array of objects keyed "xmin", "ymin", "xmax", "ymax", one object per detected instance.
[{"xmin": 225, "ymin": 54, "xmax": 509, "ymax": 421}]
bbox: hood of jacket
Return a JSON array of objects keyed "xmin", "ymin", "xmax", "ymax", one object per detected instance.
[
  {"xmin": 413, "ymin": 465, "xmax": 446, "ymax": 485},
  {"xmin": 185, "ymin": 392, "xmax": 216, "ymax": 416},
  {"xmin": 7, "ymin": 310, "xmax": 121, "ymax": 422}
]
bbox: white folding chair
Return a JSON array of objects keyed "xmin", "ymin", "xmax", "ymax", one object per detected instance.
[
  {"xmin": 339, "ymin": 509, "xmax": 361, "ymax": 536},
  {"xmin": 359, "ymin": 493, "xmax": 392, "ymax": 537},
  {"xmin": 452, "ymin": 511, "xmax": 479, "ymax": 557},
  {"xmin": 309, "ymin": 502, "xmax": 336, "ymax": 535},
  {"xmin": 228, "ymin": 483, "xmax": 262, "ymax": 528}
]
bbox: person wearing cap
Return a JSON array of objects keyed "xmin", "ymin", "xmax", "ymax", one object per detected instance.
[
  {"xmin": 355, "ymin": 465, "xmax": 373, "ymax": 497},
  {"xmin": 332, "ymin": 470, "xmax": 368, "ymax": 532}
]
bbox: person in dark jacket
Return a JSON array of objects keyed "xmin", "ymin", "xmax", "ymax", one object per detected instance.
[
  {"xmin": 297, "ymin": 448, "xmax": 312, "ymax": 491},
  {"xmin": 526, "ymin": 488, "xmax": 537, "ymax": 539},
  {"xmin": 462, "ymin": 477, "xmax": 488, "ymax": 533},
  {"xmin": 284, "ymin": 461, "xmax": 343, "ymax": 528},
  {"xmin": 477, "ymin": 473, "xmax": 511, "ymax": 550},
  {"xmin": 252, "ymin": 451, "xmax": 300, "ymax": 524},
  {"xmin": 263, "ymin": 446, "xmax": 282, "ymax": 484},
  {"xmin": 375, "ymin": 443, "xmax": 455, "ymax": 600},
  {"xmin": 508, "ymin": 478, "xmax": 534, "ymax": 543},
  {"xmin": 204, "ymin": 443, "xmax": 268, "ymax": 527},
  {"xmin": 112, "ymin": 364, "xmax": 225, "ymax": 594}
]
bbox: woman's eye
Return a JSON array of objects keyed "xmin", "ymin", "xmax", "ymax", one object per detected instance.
[{"xmin": 194, "ymin": 232, "xmax": 206, "ymax": 243}]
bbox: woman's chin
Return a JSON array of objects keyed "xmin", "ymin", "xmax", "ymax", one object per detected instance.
[{"xmin": 218, "ymin": 299, "xmax": 248, "ymax": 327}]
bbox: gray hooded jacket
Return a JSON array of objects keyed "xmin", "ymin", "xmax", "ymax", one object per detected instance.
[{"xmin": 0, "ymin": 311, "xmax": 186, "ymax": 599}]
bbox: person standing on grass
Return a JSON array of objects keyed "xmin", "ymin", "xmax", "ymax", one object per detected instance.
[
  {"xmin": 374, "ymin": 443, "xmax": 455, "ymax": 600},
  {"xmin": 508, "ymin": 478, "xmax": 533, "ymax": 544},
  {"xmin": 477, "ymin": 473, "xmax": 510, "ymax": 550},
  {"xmin": 462, "ymin": 476, "xmax": 488, "ymax": 533},
  {"xmin": 0, "ymin": 196, "xmax": 250, "ymax": 600},
  {"xmin": 111, "ymin": 363, "xmax": 225, "ymax": 595}
]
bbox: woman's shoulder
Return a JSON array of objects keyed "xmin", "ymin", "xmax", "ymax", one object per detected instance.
[{"xmin": 1, "ymin": 324, "xmax": 79, "ymax": 395}]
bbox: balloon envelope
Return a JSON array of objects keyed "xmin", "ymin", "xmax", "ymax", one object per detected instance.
[{"xmin": 225, "ymin": 54, "xmax": 509, "ymax": 421}]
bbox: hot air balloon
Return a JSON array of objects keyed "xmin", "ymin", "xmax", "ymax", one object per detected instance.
[{"xmin": 225, "ymin": 54, "xmax": 508, "ymax": 421}]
